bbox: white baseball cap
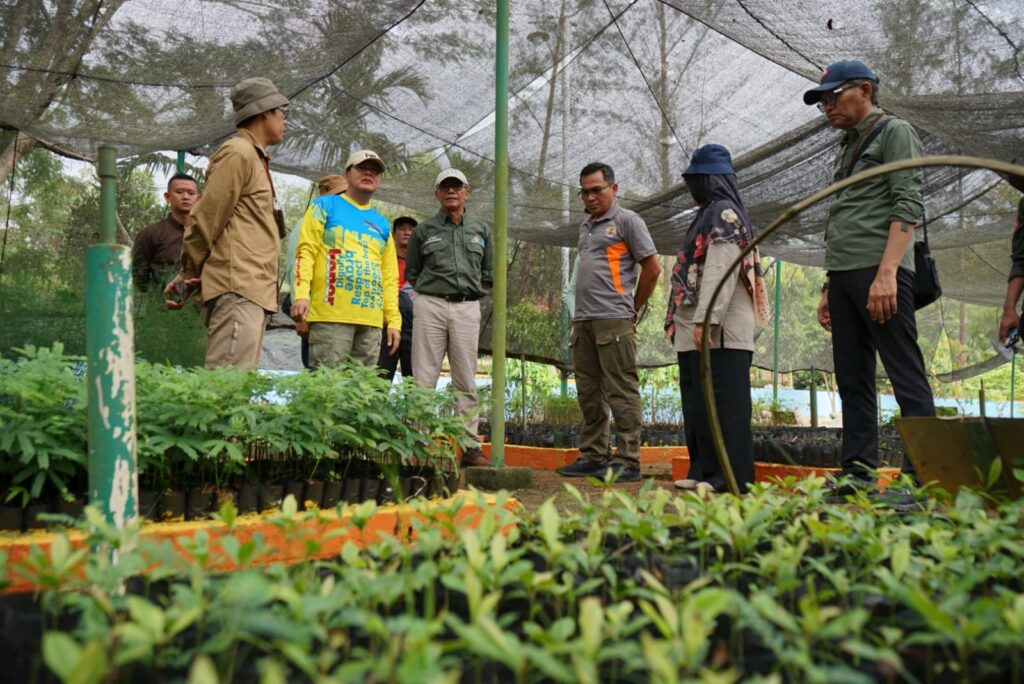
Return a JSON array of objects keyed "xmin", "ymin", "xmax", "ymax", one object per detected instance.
[
  {"xmin": 435, "ymin": 168, "xmax": 469, "ymax": 188},
  {"xmin": 345, "ymin": 150, "xmax": 385, "ymax": 173}
]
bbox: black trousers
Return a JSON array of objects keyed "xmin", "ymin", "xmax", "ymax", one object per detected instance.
[
  {"xmin": 829, "ymin": 266, "xmax": 934, "ymax": 480},
  {"xmin": 678, "ymin": 349, "xmax": 755, "ymax": 492},
  {"xmin": 378, "ymin": 335, "xmax": 413, "ymax": 382}
]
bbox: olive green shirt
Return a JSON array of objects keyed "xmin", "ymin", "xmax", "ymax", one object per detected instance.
[
  {"xmin": 405, "ymin": 210, "xmax": 493, "ymax": 298},
  {"xmin": 825, "ymin": 112, "xmax": 924, "ymax": 273}
]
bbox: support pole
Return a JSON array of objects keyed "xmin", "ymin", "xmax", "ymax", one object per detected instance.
[
  {"xmin": 87, "ymin": 145, "xmax": 138, "ymax": 529},
  {"xmin": 489, "ymin": 0, "xmax": 510, "ymax": 467},
  {"xmin": 1011, "ymin": 351, "xmax": 1016, "ymax": 419},
  {"xmin": 176, "ymin": 151, "xmax": 186, "ymax": 174},
  {"xmin": 772, "ymin": 259, "xmax": 782, "ymax": 408},
  {"xmin": 809, "ymin": 371, "xmax": 818, "ymax": 428},
  {"xmin": 520, "ymin": 355, "xmax": 528, "ymax": 428}
]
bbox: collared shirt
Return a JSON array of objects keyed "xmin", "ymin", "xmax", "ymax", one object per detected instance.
[
  {"xmin": 405, "ymin": 209, "xmax": 493, "ymax": 298},
  {"xmin": 825, "ymin": 112, "xmax": 924, "ymax": 273},
  {"xmin": 132, "ymin": 214, "xmax": 183, "ymax": 291},
  {"xmin": 1011, "ymin": 197, "xmax": 1024, "ymax": 281},
  {"xmin": 181, "ymin": 128, "xmax": 280, "ymax": 313},
  {"xmin": 293, "ymin": 193, "xmax": 400, "ymax": 329},
  {"xmin": 574, "ymin": 203, "xmax": 657, "ymax": 321}
]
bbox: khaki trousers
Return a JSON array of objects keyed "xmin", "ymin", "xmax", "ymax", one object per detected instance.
[
  {"xmin": 412, "ymin": 295, "xmax": 481, "ymax": 436},
  {"xmin": 571, "ymin": 318, "xmax": 642, "ymax": 465},
  {"xmin": 203, "ymin": 292, "xmax": 267, "ymax": 370},
  {"xmin": 309, "ymin": 323, "xmax": 382, "ymax": 368}
]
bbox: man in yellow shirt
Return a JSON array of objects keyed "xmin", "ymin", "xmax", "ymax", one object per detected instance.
[{"xmin": 290, "ymin": 150, "xmax": 401, "ymax": 367}]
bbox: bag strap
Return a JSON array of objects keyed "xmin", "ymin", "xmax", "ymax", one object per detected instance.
[{"xmin": 840, "ymin": 113, "xmax": 890, "ymax": 180}]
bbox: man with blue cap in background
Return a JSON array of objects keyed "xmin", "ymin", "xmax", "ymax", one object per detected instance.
[{"xmin": 804, "ymin": 60, "xmax": 935, "ymax": 500}]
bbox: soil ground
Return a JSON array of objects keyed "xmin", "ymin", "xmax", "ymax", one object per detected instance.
[{"xmin": 478, "ymin": 463, "xmax": 676, "ymax": 514}]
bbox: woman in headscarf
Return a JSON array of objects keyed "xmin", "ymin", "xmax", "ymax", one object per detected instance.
[{"xmin": 665, "ymin": 145, "xmax": 770, "ymax": 493}]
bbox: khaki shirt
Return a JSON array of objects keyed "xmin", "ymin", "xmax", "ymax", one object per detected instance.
[
  {"xmin": 673, "ymin": 242, "xmax": 754, "ymax": 352},
  {"xmin": 181, "ymin": 129, "xmax": 280, "ymax": 313}
]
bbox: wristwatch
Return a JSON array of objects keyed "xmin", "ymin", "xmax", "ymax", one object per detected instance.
[{"xmin": 820, "ymin": 281, "xmax": 829, "ymax": 293}]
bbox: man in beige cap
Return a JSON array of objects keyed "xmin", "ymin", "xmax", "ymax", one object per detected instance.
[
  {"xmin": 291, "ymin": 150, "xmax": 401, "ymax": 367},
  {"xmin": 167, "ymin": 76, "xmax": 289, "ymax": 369},
  {"xmin": 405, "ymin": 168, "xmax": 493, "ymax": 466}
]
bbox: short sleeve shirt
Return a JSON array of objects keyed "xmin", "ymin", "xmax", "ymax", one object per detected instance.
[{"xmin": 574, "ymin": 204, "xmax": 657, "ymax": 320}]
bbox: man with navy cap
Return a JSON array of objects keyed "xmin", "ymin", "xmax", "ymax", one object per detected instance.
[{"xmin": 804, "ymin": 60, "xmax": 935, "ymax": 496}]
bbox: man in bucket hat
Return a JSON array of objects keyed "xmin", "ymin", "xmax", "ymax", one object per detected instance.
[
  {"xmin": 805, "ymin": 60, "xmax": 935, "ymax": 498},
  {"xmin": 291, "ymin": 150, "xmax": 401, "ymax": 368},
  {"xmin": 168, "ymin": 76, "xmax": 289, "ymax": 369}
]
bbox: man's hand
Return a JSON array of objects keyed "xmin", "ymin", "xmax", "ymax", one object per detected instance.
[
  {"xmin": 294, "ymin": 320, "xmax": 309, "ymax": 338},
  {"xmin": 693, "ymin": 323, "xmax": 705, "ymax": 350},
  {"xmin": 999, "ymin": 308, "xmax": 1021, "ymax": 343},
  {"xmin": 387, "ymin": 327, "xmax": 401, "ymax": 355},
  {"xmin": 163, "ymin": 274, "xmax": 201, "ymax": 310},
  {"xmin": 817, "ymin": 291, "xmax": 832, "ymax": 333},
  {"xmin": 290, "ymin": 298, "xmax": 310, "ymax": 324},
  {"xmin": 866, "ymin": 269, "xmax": 898, "ymax": 324}
]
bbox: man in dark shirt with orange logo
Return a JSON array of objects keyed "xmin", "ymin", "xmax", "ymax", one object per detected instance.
[{"xmin": 132, "ymin": 173, "xmax": 198, "ymax": 291}]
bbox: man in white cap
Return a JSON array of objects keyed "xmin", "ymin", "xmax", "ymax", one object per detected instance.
[
  {"xmin": 405, "ymin": 169, "xmax": 493, "ymax": 467},
  {"xmin": 169, "ymin": 76, "xmax": 289, "ymax": 369},
  {"xmin": 290, "ymin": 150, "xmax": 400, "ymax": 367}
]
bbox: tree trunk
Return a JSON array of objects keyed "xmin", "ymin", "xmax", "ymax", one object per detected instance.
[{"xmin": 0, "ymin": 133, "xmax": 38, "ymax": 185}]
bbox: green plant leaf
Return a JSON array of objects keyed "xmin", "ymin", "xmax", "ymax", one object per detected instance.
[
  {"xmin": 43, "ymin": 632, "xmax": 81, "ymax": 682},
  {"xmin": 187, "ymin": 655, "xmax": 219, "ymax": 684}
]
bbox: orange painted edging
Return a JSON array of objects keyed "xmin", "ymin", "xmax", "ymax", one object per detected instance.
[
  {"xmin": 481, "ymin": 444, "xmax": 688, "ymax": 469},
  {"xmin": 672, "ymin": 456, "xmax": 899, "ymax": 489},
  {"xmin": 1, "ymin": 493, "xmax": 518, "ymax": 595}
]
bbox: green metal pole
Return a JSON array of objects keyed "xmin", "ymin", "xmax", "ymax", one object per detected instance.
[
  {"xmin": 772, "ymin": 259, "xmax": 782, "ymax": 407},
  {"xmin": 1010, "ymin": 354, "xmax": 1015, "ymax": 419},
  {"xmin": 87, "ymin": 146, "xmax": 138, "ymax": 528},
  {"xmin": 809, "ymin": 371, "xmax": 818, "ymax": 428},
  {"xmin": 489, "ymin": 0, "xmax": 509, "ymax": 467},
  {"xmin": 521, "ymin": 355, "xmax": 527, "ymax": 428},
  {"xmin": 176, "ymin": 151, "xmax": 186, "ymax": 174}
]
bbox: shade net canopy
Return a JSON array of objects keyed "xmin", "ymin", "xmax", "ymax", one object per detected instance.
[{"xmin": 1, "ymin": 0, "xmax": 1023, "ymax": 373}]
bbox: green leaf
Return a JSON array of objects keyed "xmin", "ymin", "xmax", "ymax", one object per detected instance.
[
  {"xmin": 281, "ymin": 494, "xmax": 297, "ymax": 517},
  {"xmin": 43, "ymin": 632, "xmax": 81, "ymax": 682},
  {"xmin": 68, "ymin": 639, "xmax": 110, "ymax": 684},
  {"xmin": 127, "ymin": 596, "xmax": 166, "ymax": 640},
  {"xmin": 187, "ymin": 655, "xmax": 219, "ymax": 684},
  {"xmin": 890, "ymin": 538, "xmax": 911, "ymax": 580}
]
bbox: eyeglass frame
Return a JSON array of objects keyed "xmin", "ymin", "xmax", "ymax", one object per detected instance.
[
  {"xmin": 577, "ymin": 183, "xmax": 614, "ymax": 198},
  {"xmin": 815, "ymin": 81, "xmax": 865, "ymax": 111}
]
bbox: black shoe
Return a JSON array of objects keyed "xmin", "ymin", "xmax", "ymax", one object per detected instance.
[
  {"xmin": 870, "ymin": 488, "xmax": 927, "ymax": 512},
  {"xmin": 821, "ymin": 478, "xmax": 872, "ymax": 500},
  {"xmin": 607, "ymin": 462, "xmax": 642, "ymax": 483},
  {"xmin": 556, "ymin": 457, "xmax": 611, "ymax": 478}
]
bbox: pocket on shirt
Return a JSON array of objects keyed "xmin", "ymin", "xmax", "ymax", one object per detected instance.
[{"xmin": 466, "ymin": 240, "xmax": 484, "ymax": 270}]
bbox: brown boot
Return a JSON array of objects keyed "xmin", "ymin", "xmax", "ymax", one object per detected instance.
[{"xmin": 460, "ymin": 446, "xmax": 491, "ymax": 467}]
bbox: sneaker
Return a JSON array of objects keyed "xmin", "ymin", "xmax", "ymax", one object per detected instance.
[
  {"xmin": 607, "ymin": 462, "xmax": 642, "ymax": 483},
  {"xmin": 694, "ymin": 481, "xmax": 718, "ymax": 494},
  {"xmin": 556, "ymin": 457, "xmax": 611, "ymax": 478},
  {"xmin": 460, "ymin": 446, "xmax": 491, "ymax": 468},
  {"xmin": 673, "ymin": 478, "xmax": 699, "ymax": 490},
  {"xmin": 821, "ymin": 477, "xmax": 873, "ymax": 500}
]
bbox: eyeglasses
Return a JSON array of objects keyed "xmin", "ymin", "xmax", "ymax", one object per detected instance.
[
  {"xmin": 438, "ymin": 181, "xmax": 466, "ymax": 191},
  {"xmin": 816, "ymin": 83, "xmax": 861, "ymax": 111},
  {"xmin": 272, "ymin": 107, "xmax": 288, "ymax": 118},
  {"xmin": 578, "ymin": 184, "xmax": 613, "ymax": 198}
]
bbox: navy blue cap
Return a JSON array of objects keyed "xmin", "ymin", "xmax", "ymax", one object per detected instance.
[
  {"xmin": 803, "ymin": 60, "xmax": 879, "ymax": 105},
  {"xmin": 682, "ymin": 144, "xmax": 735, "ymax": 176}
]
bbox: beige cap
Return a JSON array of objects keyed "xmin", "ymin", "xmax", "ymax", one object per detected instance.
[
  {"xmin": 230, "ymin": 77, "xmax": 288, "ymax": 126},
  {"xmin": 345, "ymin": 150, "xmax": 385, "ymax": 172},
  {"xmin": 435, "ymin": 168, "xmax": 469, "ymax": 188},
  {"xmin": 317, "ymin": 174, "xmax": 348, "ymax": 196}
]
